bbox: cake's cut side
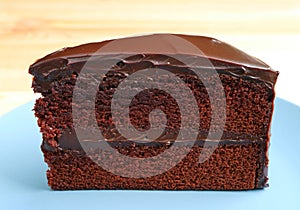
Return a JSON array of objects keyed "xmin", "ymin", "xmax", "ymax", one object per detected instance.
[{"xmin": 29, "ymin": 34, "xmax": 279, "ymax": 190}]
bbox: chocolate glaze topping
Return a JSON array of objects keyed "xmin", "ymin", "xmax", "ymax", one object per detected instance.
[{"xmin": 29, "ymin": 34, "xmax": 279, "ymax": 87}]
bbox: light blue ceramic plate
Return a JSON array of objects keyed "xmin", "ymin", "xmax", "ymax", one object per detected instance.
[{"xmin": 0, "ymin": 98, "xmax": 299, "ymax": 210}]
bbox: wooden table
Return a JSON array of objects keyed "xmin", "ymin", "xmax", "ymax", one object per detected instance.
[{"xmin": 1, "ymin": 0, "xmax": 300, "ymax": 115}]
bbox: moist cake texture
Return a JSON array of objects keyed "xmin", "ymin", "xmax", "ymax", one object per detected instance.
[{"xmin": 29, "ymin": 34, "xmax": 279, "ymax": 190}]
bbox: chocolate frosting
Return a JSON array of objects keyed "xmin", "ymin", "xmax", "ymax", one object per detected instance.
[{"xmin": 29, "ymin": 33, "xmax": 279, "ymax": 87}]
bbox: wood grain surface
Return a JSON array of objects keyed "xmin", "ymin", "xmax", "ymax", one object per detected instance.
[{"xmin": 0, "ymin": 0, "xmax": 300, "ymax": 115}]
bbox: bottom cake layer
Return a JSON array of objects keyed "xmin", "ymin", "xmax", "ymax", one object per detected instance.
[{"xmin": 43, "ymin": 141, "xmax": 268, "ymax": 190}]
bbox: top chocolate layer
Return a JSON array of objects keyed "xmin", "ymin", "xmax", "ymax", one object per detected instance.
[{"xmin": 29, "ymin": 34, "xmax": 279, "ymax": 87}]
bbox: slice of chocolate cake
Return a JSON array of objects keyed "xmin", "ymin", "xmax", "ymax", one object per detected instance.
[{"xmin": 29, "ymin": 34, "xmax": 278, "ymax": 190}]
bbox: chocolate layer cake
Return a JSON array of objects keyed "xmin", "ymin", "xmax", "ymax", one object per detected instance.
[{"xmin": 29, "ymin": 34, "xmax": 278, "ymax": 190}]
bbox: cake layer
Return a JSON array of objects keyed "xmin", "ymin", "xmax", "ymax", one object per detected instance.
[
  {"xmin": 43, "ymin": 141, "xmax": 267, "ymax": 190},
  {"xmin": 33, "ymin": 65, "xmax": 275, "ymax": 151}
]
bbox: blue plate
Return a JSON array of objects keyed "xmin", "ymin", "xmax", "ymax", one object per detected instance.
[{"xmin": 0, "ymin": 98, "xmax": 299, "ymax": 210}]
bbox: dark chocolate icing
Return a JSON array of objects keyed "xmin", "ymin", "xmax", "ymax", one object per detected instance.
[
  {"xmin": 29, "ymin": 34, "xmax": 279, "ymax": 88},
  {"xmin": 57, "ymin": 127, "xmax": 266, "ymax": 152}
]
